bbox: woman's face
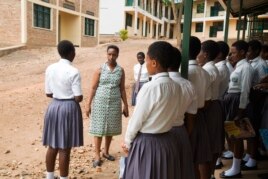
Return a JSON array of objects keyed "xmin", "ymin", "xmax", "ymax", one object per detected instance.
[
  {"xmin": 107, "ymin": 48, "xmax": 118, "ymax": 65},
  {"xmin": 230, "ymin": 46, "xmax": 244, "ymax": 65},
  {"xmin": 145, "ymin": 55, "xmax": 156, "ymax": 75},
  {"xmin": 246, "ymin": 46, "xmax": 258, "ymax": 60},
  {"xmin": 137, "ymin": 54, "xmax": 145, "ymax": 65},
  {"xmin": 196, "ymin": 50, "xmax": 207, "ymax": 66}
]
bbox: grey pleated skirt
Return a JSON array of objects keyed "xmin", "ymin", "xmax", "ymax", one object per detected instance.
[
  {"xmin": 42, "ymin": 99, "xmax": 83, "ymax": 149},
  {"xmin": 131, "ymin": 82, "xmax": 147, "ymax": 106},
  {"xmin": 123, "ymin": 132, "xmax": 180, "ymax": 179},
  {"xmin": 205, "ymin": 100, "xmax": 224, "ymax": 154},
  {"xmin": 171, "ymin": 125, "xmax": 195, "ymax": 179},
  {"xmin": 190, "ymin": 109, "xmax": 212, "ymax": 164},
  {"xmin": 223, "ymin": 93, "xmax": 240, "ymax": 121}
]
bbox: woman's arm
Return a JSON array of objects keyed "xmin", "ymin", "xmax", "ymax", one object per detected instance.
[
  {"xmin": 120, "ymin": 69, "xmax": 129, "ymax": 117},
  {"xmin": 86, "ymin": 68, "xmax": 101, "ymax": 117}
]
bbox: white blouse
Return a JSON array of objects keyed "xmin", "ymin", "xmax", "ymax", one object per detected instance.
[
  {"xmin": 133, "ymin": 63, "xmax": 149, "ymax": 82},
  {"xmin": 124, "ymin": 72, "xmax": 184, "ymax": 149},
  {"xmin": 228, "ymin": 59, "xmax": 254, "ymax": 109},
  {"xmin": 169, "ymin": 72, "xmax": 198, "ymax": 126},
  {"xmin": 45, "ymin": 59, "xmax": 82, "ymax": 99},
  {"xmin": 203, "ymin": 61, "xmax": 221, "ymax": 100},
  {"xmin": 249, "ymin": 56, "xmax": 268, "ymax": 85},
  {"xmin": 188, "ymin": 60, "xmax": 211, "ymax": 108},
  {"xmin": 215, "ymin": 60, "xmax": 230, "ymax": 98}
]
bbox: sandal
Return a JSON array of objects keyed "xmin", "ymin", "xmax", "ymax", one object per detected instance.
[
  {"xmin": 93, "ymin": 160, "xmax": 102, "ymax": 168},
  {"xmin": 103, "ymin": 154, "xmax": 115, "ymax": 161}
]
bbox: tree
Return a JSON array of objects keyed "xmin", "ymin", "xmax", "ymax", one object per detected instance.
[{"xmin": 163, "ymin": 0, "xmax": 184, "ymax": 47}]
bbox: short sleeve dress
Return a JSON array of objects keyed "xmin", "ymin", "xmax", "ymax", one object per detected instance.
[{"xmin": 89, "ymin": 63, "xmax": 123, "ymax": 136}]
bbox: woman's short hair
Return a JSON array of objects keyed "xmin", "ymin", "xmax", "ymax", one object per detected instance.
[
  {"xmin": 57, "ymin": 40, "xmax": 75, "ymax": 58},
  {"xmin": 201, "ymin": 40, "xmax": 220, "ymax": 61},
  {"xmin": 232, "ymin": 40, "xmax": 249, "ymax": 53},
  {"xmin": 107, "ymin": 45, "xmax": 119, "ymax": 54},
  {"xmin": 147, "ymin": 41, "xmax": 174, "ymax": 69}
]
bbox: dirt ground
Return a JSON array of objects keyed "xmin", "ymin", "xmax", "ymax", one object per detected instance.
[{"xmin": 0, "ymin": 39, "xmax": 267, "ymax": 179}]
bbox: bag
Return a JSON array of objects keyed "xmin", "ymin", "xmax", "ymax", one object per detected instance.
[{"xmin": 224, "ymin": 118, "xmax": 255, "ymax": 139}]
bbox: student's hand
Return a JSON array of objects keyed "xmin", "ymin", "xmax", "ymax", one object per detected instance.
[
  {"xmin": 121, "ymin": 143, "xmax": 129, "ymax": 156},
  {"xmin": 122, "ymin": 105, "xmax": 129, "ymax": 117},
  {"xmin": 86, "ymin": 106, "xmax": 91, "ymax": 117}
]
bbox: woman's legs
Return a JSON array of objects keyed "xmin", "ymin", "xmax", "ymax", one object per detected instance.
[
  {"xmin": 198, "ymin": 162, "xmax": 210, "ymax": 179},
  {"xmin": 104, "ymin": 136, "xmax": 113, "ymax": 155},
  {"xmin": 94, "ymin": 136, "xmax": 103, "ymax": 161},
  {"xmin": 58, "ymin": 148, "xmax": 71, "ymax": 177},
  {"xmin": 46, "ymin": 147, "xmax": 58, "ymax": 172}
]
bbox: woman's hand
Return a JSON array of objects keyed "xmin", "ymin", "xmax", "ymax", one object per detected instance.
[
  {"xmin": 122, "ymin": 105, "xmax": 129, "ymax": 117},
  {"xmin": 86, "ymin": 105, "xmax": 91, "ymax": 117},
  {"xmin": 121, "ymin": 143, "xmax": 129, "ymax": 156}
]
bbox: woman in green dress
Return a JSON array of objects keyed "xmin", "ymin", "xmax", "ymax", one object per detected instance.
[{"xmin": 86, "ymin": 45, "xmax": 129, "ymax": 167}]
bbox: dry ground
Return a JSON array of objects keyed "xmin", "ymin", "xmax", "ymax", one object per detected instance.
[{"xmin": 0, "ymin": 39, "xmax": 267, "ymax": 179}]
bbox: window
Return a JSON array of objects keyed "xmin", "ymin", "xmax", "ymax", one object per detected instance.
[
  {"xmin": 137, "ymin": 18, "xmax": 140, "ymax": 29},
  {"xmin": 209, "ymin": 26, "xmax": 217, "ymax": 37},
  {"xmin": 236, "ymin": 20, "xmax": 246, "ymax": 30},
  {"xmin": 214, "ymin": 2, "xmax": 224, "ymax": 11},
  {"xmin": 85, "ymin": 18, "xmax": 94, "ymax": 36},
  {"xmin": 195, "ymin": 23, "xmax": 203, "ymax": 32},
  {"xmin": 126, "ymin": 13, "xmax": 132, "ymax": 27},
  {"xmin": 41, "ymin": 0, "xmax": 49, "ymax": 2},
  {"xmin": 126, "ymin": 0, "xmax": 134, "ymax": 6},
  {"xmin": 34, "ymin": 4, "xmax": 51, "ymax": 29},
  {"xmin": 264, "ymin": 19, "xmax": 268, "ymax": 30},
  {"xmin": 197, "ymin": 3, "xmax": 204, "ymax": 13},
  {"xmin": 213, "ymin": 21, "xmax": 223, "ymax": 31},
  {"xmin": 181, "ymin": 23, "xmax": 183, "ymax": 33}
]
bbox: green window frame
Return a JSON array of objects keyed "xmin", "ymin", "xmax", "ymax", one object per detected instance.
[
  {"xmin": 195, "ymin": 23, "xmax": 203, "ymax": 32},
  {"xmin": 197, "ymin": 3, "xmax": 204, "ymax": 13},
  {"xmin": 125, "ymin": 0, "xmax": 133, "ymax": 6},
  {"xmin": 137, "ymin": 18, "xmax": 140, "ymax": 29},
  {"xmin": 34, "ymin": 4, "xmax": 51, "ymax": 29},
  {"xmin": 213, "ymin": 21, "xmax": 223, "ymax": 31},
  {"xmin": 85, "ymin": 18, "xmax": 94, "ymax": 36}
]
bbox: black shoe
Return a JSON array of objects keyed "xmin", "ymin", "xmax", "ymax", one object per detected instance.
[
  {"xmin": 215, "ymin": 162, "xmax": 224, "ymax": 169},
  {"xmin": 241, "ymin": 164, "xmax": 257, "ymax": 171},
  {"xmin": 220, "ymin": 171, "xmax": 242, "ymax": 178},
  {"xmin": 93, "ymin": 160, "xmax": 102, "ymax": 168},
  {"xmin": 240, "ymin": 159, "xmax": 247, "ymax": 166},
  {"xmin": 103, "ymin": 154, "xmax": 115, "ymax": 161}
]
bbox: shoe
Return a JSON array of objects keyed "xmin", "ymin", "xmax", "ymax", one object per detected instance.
[
  {"xmin": 103, "ymin": 154, "xmax": 115, "ymax": 161},
  {"xmin": 241, "ymin": 164, "xmax": 258, "ymax": 171},
  {"xmin": 240, "ymin": 159, "xmax": 247, "ymax": 166},
  {"xmin": 220, "ymin": 171, "xmax": 242, "ymax": 178},
  {"xmin": 93, "ymin": 160, "xmax": 102, "ymax": 168},
  {"xmin": 222, "ymin": 151, "xmax": 233, "ymax": 159},
  {"xmin": 215, "ymin": 161, "xmax": 224, "ymax": 169}
]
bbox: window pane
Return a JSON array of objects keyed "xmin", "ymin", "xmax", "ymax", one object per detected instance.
[{"xmin": 33, "ymin": 4, "xmax": 51, "ymax": 29}]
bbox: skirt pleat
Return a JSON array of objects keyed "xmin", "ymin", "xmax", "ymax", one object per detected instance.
[
  {"xmin": 190, "ymin": 109, "xmax": 212, "ymax": 164},
  {"xmin": 205, "ymin": 100, "xmax": 224, "ymax": 154},
  {"xmin": 223, "ymin": 93, "xmax": 240, "ymax": 121},
  {"xmin": 123, "ymin": 132, "xmax": 180, "ymax": 179},
  {"xmin": 171, "ymin": 126, "xmax": 195, "ymax": 179},
  {"xmin": 42, "ymin": 99, "xmax": 83, "ymax": 149}
]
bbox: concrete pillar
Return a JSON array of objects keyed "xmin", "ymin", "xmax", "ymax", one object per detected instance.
[
  {"xmin": 203, "ymin": 0, "xmax": 207, "ymax": 38},
  {"xmin": 21, "ymin": 0, "xmax": 27, "ymax": 44},
  {"xmin": 150, "ymin": 19, "xmax": 154, "ymax": 38},
  {"xmin": 134, "ymin": 10, "xmax": 138, "ymax": 35},
  {"xmin": 143, "ymin": 16, "xmax": 146, "ymax": 36}
]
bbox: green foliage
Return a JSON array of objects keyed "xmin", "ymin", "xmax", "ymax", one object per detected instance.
[
  {"xmin": 162, "ymin": 0, "xmax": 171, "ymax": 6},
  {"xmin": 119, "ymin": 29, "xmax": 128, "ymax": 41}
]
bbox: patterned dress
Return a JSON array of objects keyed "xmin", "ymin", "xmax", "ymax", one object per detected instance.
[{"xmin": 89, "ymin": 63, "xmax": 123, "ymax": 136}]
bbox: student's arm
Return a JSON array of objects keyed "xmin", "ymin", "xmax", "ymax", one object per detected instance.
[
  {"xmin": 86, "ymin": 68, "xmax": 101, "ymax": 117},
  {"xmin": 72, "ymin": 71, "xmax": 83, "ymax": 103},
  {"xmin": 185, "ymin": 113, "xmax": 196, "ymax": 135},
  {"xmin": 120, "ymin": 69, "xmax": 129, "ymax": 117},
  {"xmin": 45, "ymin": 67, "xmax": 53, "ymax": 98}
]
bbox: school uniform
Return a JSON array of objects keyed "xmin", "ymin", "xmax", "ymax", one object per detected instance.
[
  {"xmin": 250, "ymin": 56, "xmax": 268, "ymax": 86},
  {"xmin": 224, "ymin": 59, "xmax": 253, "ymax": 121},
  {"xmin": 169, "ymin": 71, "xmax": 197, "ymax": 179},
  {"xmin": 43, "ymin": 59, "xmax": 83, "ymax": 149},
  {"xmin": 188, "ymin": 60, "xmax": 212, "ymax": 164},
  {"xmin": 203, "ymin": 61, "xmax": 224, "ymax": 154},
  {"xmin": 123, "ymin": 72, "xmax": 184, "ymax": 179},
  {"xmin": 131, "ymin": 63, "xmax": 149, "ymax": 106},
  {"xmin": 226, "ymin": 60, "xmax": 234, "ymax": 74}
]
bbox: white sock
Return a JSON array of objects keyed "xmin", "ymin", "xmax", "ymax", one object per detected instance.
[
  {"xmin": 243, "ymin": 153, "xmax": 250, "ymax": 162},
  {"xmin": 245, "ymin": 158, "xmax": 257, "ymax": 167},
  {"xmin": 225, "ymin": 157, "xmax": 241, "ymax": 176},
  {"xmin": 46, "ymin": 172, "xmax": 54, "ymax": 179},
  {"xmin": 60, "ymin": 177, "xmax": 68, "ymax": 179},
  {"xmin": 216, "ymin": 157, "xmax": 222, "ymax": 165}
]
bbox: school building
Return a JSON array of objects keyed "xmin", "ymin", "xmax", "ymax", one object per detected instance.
[
  {"xmin": 0, "ymin": 0, "xmax": 99, "ymax": 47},
  {"xmin": 100, "ymin": 0, "xmax": 268, "ymax": 42}
]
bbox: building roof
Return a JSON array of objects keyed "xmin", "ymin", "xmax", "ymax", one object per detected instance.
[{"xmin": 220, "ymin": 0, "xmax": 268, "ymax": 17}]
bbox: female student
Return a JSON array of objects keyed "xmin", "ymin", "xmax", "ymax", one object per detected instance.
[
  {"xmin": 43, "ymin": 40, "xmax": 83, "ymax": 179},
  {"xmin": 220, "ymin": 40, "xmax": 254, "ymax": 178},
  {"xmin": 122, "ymin": 41, "xmax": 185, "ymax": 179}
]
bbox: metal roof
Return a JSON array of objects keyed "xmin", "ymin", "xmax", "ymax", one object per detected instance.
[{"xmin": 220, "ymin": 0, "xmax": 268, "ymax": 17}]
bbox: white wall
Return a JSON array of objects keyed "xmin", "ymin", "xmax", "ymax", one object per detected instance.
[{"xmin": 99, "ymin": 0, "xmax": 125, "ymax": 35}]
